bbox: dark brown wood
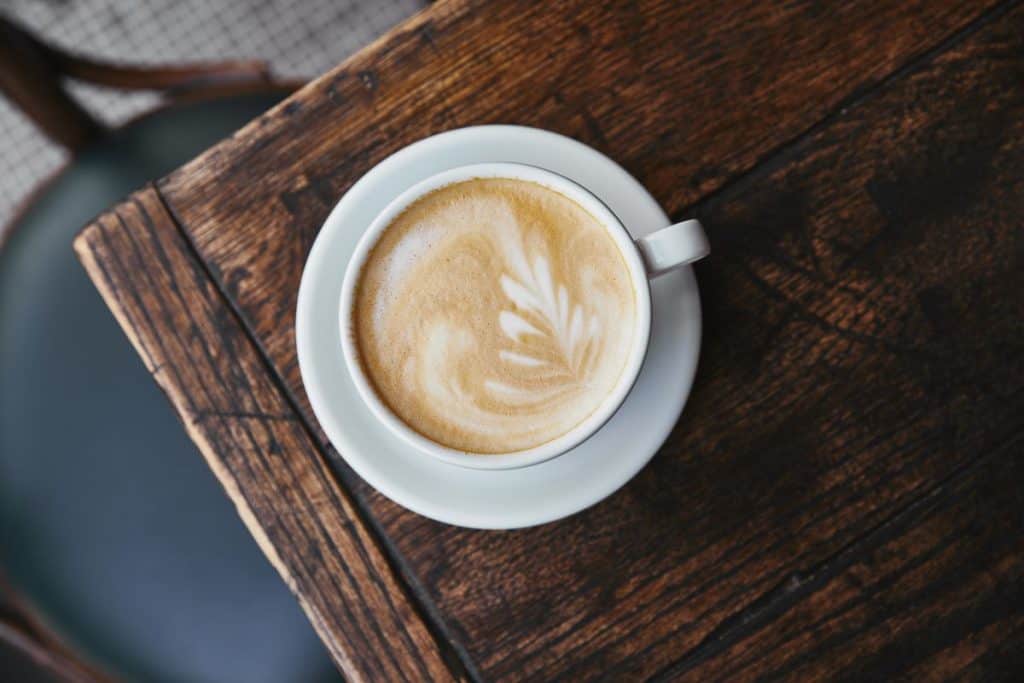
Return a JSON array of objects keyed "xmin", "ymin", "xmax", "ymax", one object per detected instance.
[
  {"xmin": 73, "ymin": 189, "xmax": 462, "ymax": 683},
  {"xmin": 160, "ymin": 0, "xmax": 1000, "ymax": 375},
  {"xmin": 653, "ymin": 8, "xmax": 1024, "ymax": 675},
  {"xmin": 73, "ymin": 0, "xmax": 1024, "ymax": 680},
  {"xmin": 660, "ymin": 450, "xmax": 1024, "ymax": 681}
]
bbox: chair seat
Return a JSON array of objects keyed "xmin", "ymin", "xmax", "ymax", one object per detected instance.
[{"xmin": 0, "ymin": 93, "xmax": 339, "ymax": 683}]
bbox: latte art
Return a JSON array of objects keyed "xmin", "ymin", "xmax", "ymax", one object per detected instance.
[{"xmin": 352, "ymin": 178, "xmax": 637, "ymax": 453}]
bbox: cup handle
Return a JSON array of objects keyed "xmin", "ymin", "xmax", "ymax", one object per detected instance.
[{"xmin": 635, "ymin": 219, "xmax": 709, "ymax": 278}]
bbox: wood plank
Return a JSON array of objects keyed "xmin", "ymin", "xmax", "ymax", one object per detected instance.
[
  {"xmin": 649, "ymin": 6, "xmax": 1024, "ymax": 679},
  {"xmin": 658, "ymin": 446, "xmax": 1024, "ymax": 681},
  {"xmin": 142, "ymin": 0, "xmax": 1024, "ymax": 680},
  {"xmin": 73, "ymin": 188, "xmax": 461, "ymax": 683},
  {"xmin": 159, "ymin": 0, "xmax": 998, "ymax": 396}
]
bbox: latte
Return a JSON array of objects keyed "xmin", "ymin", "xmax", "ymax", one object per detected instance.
[{"xmin": 351, "ymin": 178, "xmax": 637, "ymax": 454}]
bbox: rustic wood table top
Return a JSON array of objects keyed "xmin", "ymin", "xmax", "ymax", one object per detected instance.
[{"xmin": 73, "ymin": 0, "xmax": 1024, "ymax": 680}]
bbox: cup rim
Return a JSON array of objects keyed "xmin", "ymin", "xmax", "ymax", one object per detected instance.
[{"xmin": 338, "ymin": 162, "xmax": 653, "ymax": 470}]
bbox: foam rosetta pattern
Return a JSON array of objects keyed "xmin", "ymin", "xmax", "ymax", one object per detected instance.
[{"xmin": 352, "ymin": 178, "xmax": 637, "ymax": 453}]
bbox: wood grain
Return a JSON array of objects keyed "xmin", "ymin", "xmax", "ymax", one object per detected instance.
[
  {"xmin": 660, "ymin": 447, "xmax": 1024, "ymax": 681},
  {"xmin": 75, "ymin": 0, "xmax": 1024, "ymax": 680},
  {"xmin": 159, "ymin": 0, "xmax": 998, "ymax": 390},
  {"xmin": 73, "ymin": 189, "xmax": 461, "ymax": 683},
  {"xmin": 655, "ymin": 5, "xmax": 1024, "ymax": 677}
]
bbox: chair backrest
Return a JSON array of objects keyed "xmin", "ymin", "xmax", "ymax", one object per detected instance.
[
  {"xmin": 1, "ymin": 571, "xmax": 116, "ymax": 682},
  {"xmin": 0, "ymin": 14, "xmax": 278, "ymax": 151},
  {"xmin": 0, "ymin": 14, "xmax": 296, "ymax": 682}
]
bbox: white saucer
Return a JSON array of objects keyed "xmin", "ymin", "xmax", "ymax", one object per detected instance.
[{"xmin": 296, "ymin": 126, "xmax": 702, "ymax": 529}]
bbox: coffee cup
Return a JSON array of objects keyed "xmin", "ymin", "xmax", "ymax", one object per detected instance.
[{"xmin": 339, "ymin": 162, "xmax": 708, "ymax": 470}]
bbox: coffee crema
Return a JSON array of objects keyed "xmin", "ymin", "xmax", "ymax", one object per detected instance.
[{"xmin": 351, "ymin": 178, "xmax": 637, "ymax": 454}]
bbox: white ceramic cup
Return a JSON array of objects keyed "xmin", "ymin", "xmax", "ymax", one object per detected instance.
[{"xmin": 339, "ymin": 162, "xmax": 709, "ymax": 470}]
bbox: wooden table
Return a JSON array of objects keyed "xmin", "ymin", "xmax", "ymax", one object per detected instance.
[{"xmin": 73, "ymin": 1, "xmax": 1024, "ymax": 680}]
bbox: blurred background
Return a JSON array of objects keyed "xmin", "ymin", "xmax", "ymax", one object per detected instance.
[
  {"xmin": 1, "ymin": 0, "xmax": 422, "ymax": 233},
  {"xmin": 0, "ymin": 2, "xmax": 423, "ymax": 681}
]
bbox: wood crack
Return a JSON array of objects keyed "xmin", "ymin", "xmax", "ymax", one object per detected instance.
[
  {"xmin": 191, "ymin": 409, "xmax": 297, "ymax": 422},
  {"xmin": 677, "ymin": 0, "xmax": 1022, "ymax": 221},
  {"xmin": 82, "ymin": 0, "xmax": 1024, "ymax": 678},
  {"xmin": 150, "ymin": 184, "xmax": 481, "ymax": 683},
  {"xmin": 648, "ymin": 429, "xmax": 1024, "ymax": 682}
]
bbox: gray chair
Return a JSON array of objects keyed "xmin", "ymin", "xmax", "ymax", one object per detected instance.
[{"xmin": 0, "ymin": 16, "xmax": 339, "ymax": 683}]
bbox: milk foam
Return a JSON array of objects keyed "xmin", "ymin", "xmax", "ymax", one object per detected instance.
[{"xmin": 352, "ymin": 178, "xmax": 636, "ymax": 454}]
